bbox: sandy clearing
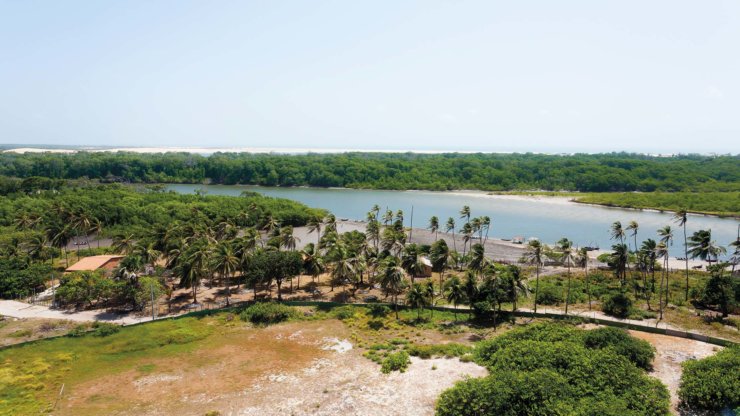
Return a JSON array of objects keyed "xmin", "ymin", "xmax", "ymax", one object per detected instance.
[
  {"xmin": 223, "ymin": 355, "xmax": 487, "ymax": 416},
  {"xmin": 628, "ymin": 330, "xmax": 720, "ymax": 413}
]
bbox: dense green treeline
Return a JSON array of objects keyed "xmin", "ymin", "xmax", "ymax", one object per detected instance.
[{"xmin": 1, "ymin": 151, "xmax": 738, "ymax": 192}]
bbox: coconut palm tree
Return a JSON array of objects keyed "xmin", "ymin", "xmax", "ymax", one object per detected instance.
[
  {"xmin": 379, "ymin": 257, "xmax": 406, "ymax": 319},
  {"xmin": 688, "ymin": 229, "xmax": 726, "ymax": 266},
  {"xmin": 523, "ymin": 240, "xmax": 544, "ymax": 313},
  {"xmin": 330, "ymin": 246, "xmax": 357, "ymax": 297},
  {"xmin": 429, "ymin": 239, "xmax": 450, "ymax": 288},
  {"xmin": 279, "ymin": 226, "xmax": 300, "ymax": 251},
  {"xmin": 655, "ymin": 242, "xmax": 669, "ymax": 320},
  {"xmin": 401, "ymin": 244, "xmax": 425, "ymax": 282},
  {"xmin": 626, "ymin": 221, "xmax": 639, "ymax": 253},
  {"xmin": 445, "ymin": 217, "xmax": 458, "ymax": 255},
  {"xmin": 14, "ymin": 213, "xmax": 41, "ymax": 230},
  {"xmin": 673, "ymin": 210, "xmax": 690, "ymax": 301},
  {"xmin": 406, "ymin": 284, "xmax": 428, "ymax": 320},
  {"xmin": 365, "ymin": 218, "xmax": 380, "ymax": 251},
  {"xmin": 575, "ymin": 247, "xmax": 592, "ymax": 310},
  {"xmin": 307, "ymin": 216, "xmax": 322, "ymax": 246},
  {"xmin": 468, "ymin": 243, "xmax": 486, "ymax": 276},
  {"xmin": 471, "ymin": 217, "xmax": 483, "ymax": 243},
  {"xmin": 112, "ymin": 233, "xmax": 136, "ymax": 255},
  {"xmin": 730, "ymin": 236, "xmax": 740, "ymax": 275},
  {"xmin": 459, "ymin": 205, "xmax": 471, "ymax": 224},
  {"xmin": 640, "ymin": 239, "xmax": 657, "ymax": 310},
  {"xmin": 212, "ymin": 241, "xmax": 239, "ymax": 305},
  {"xmin": 460, "ymin": 222, "xmax": 473, "ymax": 261},
  {"xmin": 301, "ymin": 243, "xmax": 325, "ymax": 284},
  {"xmin": 482, "ymin": 216, "xmax": 491, "ymax": 244},
  {"xmin": 428, "ymin": 216, "xmax": 440, "ymax": 241},
  {"xmin": 610, "ymin": 221, "xmax": 625, "ymax": 245},
  {"xmin": 506, "ymin": 265, "xmax": 528, "ymax": 312},
  {"xmin": 370, "ymin": 204, "xmax": 381, "ymax": 221},
  {"xmin": 424, "ymin": 280, "xmax": 435, "ymax": 318},
  {"xmin": 557, "ymin": 238, "xmax": 575, "ymax": 314},
  {"xmin": 610, "ymin": 243, "xmax": 629, "ymax": 288},
  {"xmin": 382, "ymin": 209, "xmax": 393, "ymax": 227},
  {"xmin": 445, "ymin": 276, "xmax": 465, "ymax": 320}
]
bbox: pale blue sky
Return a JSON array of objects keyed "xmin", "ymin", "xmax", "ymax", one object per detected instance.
[{"xmin": 1, "ymin": 1, "xmax": 739, "ymax": 153}]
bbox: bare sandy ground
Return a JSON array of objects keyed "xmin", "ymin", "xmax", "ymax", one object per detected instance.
[{"xmin": 628, "ymin": 330, "xmax": 720, "ymax": 413}]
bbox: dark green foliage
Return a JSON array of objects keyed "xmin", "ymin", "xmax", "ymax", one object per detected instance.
[
  {"xmin": 439, "ymin": 323, "xmax": 670, "ymax": 416},
  {"xmin": 582, "ymin": 327, "xmax": 655, "ymax": 370},
  {"xmin": 679, "ymin": 346, "xmax": 740, "ymax": 412},
  {"xmin": 694, "ymin": 266, "xmax": 739, "ymax": 317},
  {"xmin": 243, "ymin": 250, "xmax": 303, "ymax": 300},
  {"xmin": 91, "ymin": 321, "xmax": 121, "ymax": 337},
  {"xmin": 1, "ymin": 152, "xmax": 737, "ymax": 193},
  {"xmin": 368, "ymin": 304, "xmax": 391, "ymax": 318},
  {"xmin": 381, "ymin": 350, "xmax": 411, "ymax": 374},
  {"xmin": 330, "ymin": 305, "xmax": 357, "ymax": 320},
  {"xmin": 601, "ymin": 292, "xmax": 633, "ymax": 319},
  {"xmin": 239, "ymin": 302, "xmax": 297, "ymax": 326},
  {"xmin": 0, "ymin": 257, "xmax": 51, "ymax": 298}
]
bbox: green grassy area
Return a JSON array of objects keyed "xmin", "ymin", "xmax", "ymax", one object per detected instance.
[{"xmin": 491, "ymin": 191, "xmax": 740, "ymax": 217}]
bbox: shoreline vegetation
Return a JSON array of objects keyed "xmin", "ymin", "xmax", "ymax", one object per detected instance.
[
  {"xmin": 487, "ymin": 191, "xmax": 740, "ymax": 218},
  {"xmin": 0, "ymin": 151, "xmax": 737, "ymax": 217}
]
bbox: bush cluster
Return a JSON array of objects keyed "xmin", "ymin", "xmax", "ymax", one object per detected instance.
[
  {"xmin": 437, "ymin": 323, "xmax": 667, "ymax": 416},
  {"xmin": 679, "ymin": 346, "xmax": 740, "ymax": 412},
  {"xmin": 239, "ymin": 302, "xmax": 296, "ymax": 326},
  {"xmin": 381, "ymin": 351, "xmax": 411, "ymax": 374}
]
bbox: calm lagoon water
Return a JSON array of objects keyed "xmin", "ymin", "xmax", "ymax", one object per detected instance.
[{"xmin": 166, "ymin": 184, "xmax": 739, "ymax": 258}]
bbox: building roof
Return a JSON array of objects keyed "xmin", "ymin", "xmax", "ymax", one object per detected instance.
[{"xmin": 65, "ymin": 255, "xmax": 124, "ymax": 272}]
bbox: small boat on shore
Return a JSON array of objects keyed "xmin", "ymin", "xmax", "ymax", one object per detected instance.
[{"xmin": 512, "ymin": 236, "xmax": 525, "ymax": 244}]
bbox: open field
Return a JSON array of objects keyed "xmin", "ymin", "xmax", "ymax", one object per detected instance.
[{"xmin": 1, "ymin": 305, "xmax": 728, "ymax": 416}]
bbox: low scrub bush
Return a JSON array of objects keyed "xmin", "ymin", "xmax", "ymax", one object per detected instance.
[
  {"xmin": 582, "ymin": 327, "xmax": 655, "ymax": 370},
  {"xmin": 239, "ymin": 302, "xmax": 296, "ymax": 326},
  {"xmin": 601, "ymin": 292, "xmax": 632, "ymax": 319},
  {"xmin": 381, "ymin": 351, "xmax": 411, "ymax": 374},
  {"xmin": 92, "ymin": 322, "xmax": 121, "ymax": 337},
  {"xmin": 369, "ymin": 304, "xmax": 391, "ymax": 317},
  {"xmin": 330, "ymin": 305, "xmax": 357, "ymax": 320},
  {"xmin": 440, "ymin": 322, "xmax": 669, "ymax": 416},
  {"xmin": 679, "ymin": 346, "xmax": 740, "ymax": 412}
]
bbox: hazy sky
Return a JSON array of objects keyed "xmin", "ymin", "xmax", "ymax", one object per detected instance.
[{"xmin": 1, "ymin": 1, "xmax": 739, "ymax": 153}]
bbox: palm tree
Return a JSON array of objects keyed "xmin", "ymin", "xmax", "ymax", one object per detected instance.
[
  {"xmin": 132, "ymin": 241, "xmax": 161, "ymax": 271},
  {"xmin": 365, "ymin": 219, "xmax": 380, "ymax": 251},
  {"xmin": 14, "ymin": 213, "xmax": 41, "ymax": 230},
  {"xmin": 688, "ymin": 229, "xmax": 726, "ymax": 266},
  {"xmin": 468, "ymin": 243, "xmax": 486, "ymax": 276},
  {"xmin": 610, "ymin": 221, "xmax": 625, "ymax": 245},
  {"xmin": 445, "ymin": 217, "xmax": 458, "ymax": 255},
  {"xmin": 626, "ymin": 221, "xmax": 639, "ymax": 253},
  {"xmin": 212, "ymin": 241, "xmax": 239, "ymax": 305},
  {"xmin": 370, "ymin": 204, "xmax": 381, "ymax": 221},
  {"xmin": 610, "ymin": 244, "xmax": 629, "ymax": 288},
  {"xmin": 301, "ymin": 243, "xmax": 325, "ymax": 285},
  {"xmin": 382, "ymin": 209, "xmax": 393, "ymax": 227},
  {"xmin": 90, "ymin": 217, "xmax": 104, "ymax": 249},
  {"xmin": 112, "ymin": 233, "xmax": 136, "ymax": 255},
  {"xmin": 460, "ymin": 222, "xmax": 473, "ymax": 261},
  {"xmin": 428, "ymin": 216, "xmax": 440, "ymax": 241},
  {"xmin": 330, "ymin": 246, "xmax": 357, "ymax": 297},
  {"xmin": 459, "ymin": 205, "xmax": 471, "ymax": 224},
  {"xmin": 482, "ymin": 216, "xmax": 491, "ymax": 244},
  {"xmin": 523, "ymin": 240, "xmax": 544, "ymax": 313},
  {"xmin": 557, "ymin": 238, "xmax": 575, "ymax": 314},
  {"xmin": 445, "ymin": 276, "xmax": 465, "ymax": 320},
  {"xmin": 471, "ymin": 217, "xmax": 483, "ymax": 243},
  {"xmin": 429, "ymin": 239, "xmax": 450, "ymax": 288},
  {"xmin": 655, "ymin": 242, "xmax": 669, "ymax": 320},
  {"xmin": 575, "ymin": 247, "xmax": 592, "ymax": 310},
  {"xmin": 424, "ymin": 280, "xmax": 435, "ymax": 318},
  {"xmin": 506, "ymin": 265, "xmax": 528, "ymax": 312},
  {"xmin": 175, "ymin": 258, "xmax": 201, "ymax": 304},
  {"xmin": 730, "ymin": 236, "xmax": 740, "ymax": 275},
  {"xmin": 640, "ymin": 239, "xmax": 657, "ymax": 310},
  {"xmin": 406, "ymin": 284, "xmax": 428, "ymax": 320},
  {"xmin": 279, "ymin": 226, "xmax": 300, "ymax": 251},
  {"xmin": 401, "ymin": 244, "xmax": 425, "ymax": 281},
  {"xmin": 379, "ymin": 257, "xmax": 406, "ymax": 319},
  {"xmin": 673, "ymin": 210, "xmax": 690, "ymax": 301},
  {"xmin": 307, "ymin": 216, "xmax": 322, "ymax": 246}
]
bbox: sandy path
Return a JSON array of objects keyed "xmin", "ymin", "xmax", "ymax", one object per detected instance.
[{"xmin": 0, "ymin": 300, "xmax": 152, "ymax": 325}]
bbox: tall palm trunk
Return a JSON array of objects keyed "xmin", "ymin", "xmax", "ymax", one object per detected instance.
[
  {"xmin": 683, "ymin": 225, "xmax": 689, "ymax": 301},
  {"xmin": 565, "ymin": 265, "xmax": 571, "ymax": 315},
  {"xmin": 533, "ymin": 266, "xmax": 540, "ymax": 313}
]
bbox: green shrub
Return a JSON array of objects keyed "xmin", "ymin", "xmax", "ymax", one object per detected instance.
[
  {"xmin": 679, "ymin": 346, "xmax": 740, "ymax": 411},
  {"xmin": 582, "ymin": 327, "xmax": 655, "ymax": 370},
  {"xmin": 68, "ymin": 324, "xmax": 88, "ymax": 337},
  {"xmin": 601, "ymin": 292, "xmax": 632, "ymax": 319},
  {"xmin": 369, "ymin": 304, "xmax": 391, "ymax": 317},
  {"xmin": 92, "ymin": 322, "xmax": 121, "ymax": 337},
  {"xmin": 381, "ymin": 350, "xmax": 411, "ymax": 374},
  {"xmin": 239, "ymin": 302, "xmax": 296, "ymax": 326},
  {"xmin": 442, "ymin": 322, "xmax": 670, "ymax": 416},
  {"xmin": 367, "ymin": 318, "xmax": 386, "ymax": 330},
  {"xmin": 331, "ymin": 305, "xmax": 357, "ymax": 320},
  {"xmin": 536, "ymin": 284, "xmax": 564, "ymax": 305}
]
